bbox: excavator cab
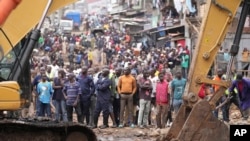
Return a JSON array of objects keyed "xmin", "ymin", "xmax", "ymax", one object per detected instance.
[
  {"xmin": 162, "ymin": 0, "xmax": 250, "ymax": 141},
  {"xmin": 0, "ymin": 39, "xmax": 32, "ymax": 112}
]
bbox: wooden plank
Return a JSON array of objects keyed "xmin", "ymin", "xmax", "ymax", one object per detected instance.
[
  {"xmin": 109, "ymin": 10, "xmax": 127, "ymax": 15},
  {"xmin": 158, "ymin": 35, "xmax": 185, "ymax": 41},
  {"xmin": 186, "ymin": 19, "xmax": 199, "ymax": 34},
  {"xmin": 150, "ymin": 25, "xmax": 185, "ymax": 34}
]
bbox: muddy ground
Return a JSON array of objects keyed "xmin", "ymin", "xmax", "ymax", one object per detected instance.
[
  {"xmin": 92, "ymin": 106, "xmax": 249, "ymax": 141},
  {"xmin": 94, "ymin": 127, "xmax": 167, "ymax": 141}
]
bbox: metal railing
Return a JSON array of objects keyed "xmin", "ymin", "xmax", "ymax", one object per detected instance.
[{"xmin": 236, "ymin": 70, "xmax": 250, "ymax": 78}]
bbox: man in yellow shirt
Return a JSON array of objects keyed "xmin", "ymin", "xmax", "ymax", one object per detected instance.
[
  {"xmin": 88, "ymin": 49, "xmax": 93, "ymax": 67},
  {"xmin": 103, "ymin": 24, "xmax": 109, "ymax": 30},
  {"xmin": 117, "ymin": 67, "xmax": 137, "ymax": 128}
]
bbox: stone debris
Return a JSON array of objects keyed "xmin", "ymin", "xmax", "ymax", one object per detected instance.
[
  {"xmin": 159, "ymin": 128, "xmax": 169, "ymax": 135},
  {"xmin": 135, "ymin": 130, "xmax": 146, "ymax": 137},
  {"xmin": 148, "ymin": 129, "xmax": 160, "ymax": 137},
  {"xmin": 230, "ymin": 111, "xmax": 241, "ymax": 119}
]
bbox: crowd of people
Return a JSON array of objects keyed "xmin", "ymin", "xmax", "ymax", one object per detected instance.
[
  {"xmin": 30, "ymin": 12, "xmax": 192, "ymax": 129},
  {"xmin": 30, "ymin": 9, "xmax": 250, "ymax": 131}
]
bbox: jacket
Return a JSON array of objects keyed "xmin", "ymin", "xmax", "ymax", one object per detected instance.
[
  {"xmin": 138, "ymin": 77, "xmax": 153, "ymax": 100},
  {"xmin": 96, "ymin": 76, "xmax": 112, "ymax": 103},
  {"xmin": 77, "ymin": 75, "xmax": 95, "ymax": 101},
  {"xmin": 229, "ymin": 78, "xmax": 250, "ymax": 110}
]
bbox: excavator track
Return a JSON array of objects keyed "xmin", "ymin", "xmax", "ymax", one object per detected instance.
[{"xmin": 0, "ymin": 119, "xmax": 97, "ymax": 141}]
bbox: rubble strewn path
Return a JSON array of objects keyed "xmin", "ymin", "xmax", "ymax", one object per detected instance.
[{"xmin": 94, "ymin": 127, "xmax": 170, "ymax": 141}]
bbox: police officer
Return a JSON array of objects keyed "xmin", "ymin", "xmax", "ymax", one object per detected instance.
[{"xmin": 92, "ymin": 68, "xmax": 112, "ymax": 129}]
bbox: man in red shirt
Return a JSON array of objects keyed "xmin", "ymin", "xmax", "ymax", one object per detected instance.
[{"xmin": 155, "ymin": 73, "xmax": 169, "ymax": 128}]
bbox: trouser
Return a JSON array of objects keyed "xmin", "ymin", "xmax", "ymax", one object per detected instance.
[
  {"xmin": 94, "ymin": 100, "xmax": 110, "ymax": 126},
  {"xmin": 124, "ymin": 104, "xmax": 137, "ymax": 125},
  {"xmin": 84, "ymin": 59, "xmax": 88, "ymax": 67},
  {"xmin": 173, "ymin": 99, "xmax": 183, "ymax": 114},
  {"xmin": 182, "ymin": 67, "xmax": 188, "ymax": 78},
  {"xmin": 109, "ymin": 102, "xmax": 114, "ymax": 113},
  {"xmin": 124, "ymin": 104, "xmax": 129, "ymax": 125},
  {"xmin": 213, "ymin": 99, "xmax": 221, "ymax": 119},
  {"xmin": 69, "ymin": 61, "xmax": 74, "ymax": 68},
  {"xmin": 119, "ymin": 94, "xmax": 133, "ymax": 125},
  {"xmin": 113, "ymin": 97, "xmax": 120, "ymax": 125},
  {"xmin": 134, "ymin": 108, "xmax": 139, "ymax": 125},
  {"xmin": 148, "ymin": 97, "xmax": 156, "ymax": 125},
  {"xmin": 35, "ymin": 98, "xmax": 41, "ymax": 117},
  {"xmin": 173, "ymin": 65, "xmax": 182, "ymax": 75},
  {"xmin": 80, "ymin": 100, "xmax": 91, "ymax": 125},
  {"xmin": 156, "ymin": 104, "xmax": 168, "ymax": 128},
  {"xmin": 152, "ymin": 0, "xmax": 157, "ymax": 8},
  {"xmin": 89, "ymin": 95, "xmax": 97, "ymax": 126},
  {"xmin": 138, "ymin": 99, "xmax": 151, "ymax": 126},
  {"xmin": 166, "ymin": 103, "xmax": 173, "ymax": 123},
  {"xmin": 166, "ymin": 109, "xmax": 173, "ymax": 123},
  {"xmin": 133, "ymin": 105, "xmax": 138, "ymax": 125},
  {"xmin": 39, "ymin": 102, "xmax": 51, "ymax": 117},
  {"xmin": 221, "ymin": 94, "xmax": 242, "ymax": 121},
  {"xmin": 55, "ymin": 100, "xmax": 68, "ymax": 122},
  {"xmin": 66, "ymin": 103, "xmax": 82, "ymax": 123},
  {"xmin": 242, "ymin": 108, "xmax": 250, "ymax": 119}
]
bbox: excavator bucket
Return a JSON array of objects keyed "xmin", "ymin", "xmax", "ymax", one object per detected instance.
[{"xmin": 164, "ymin": 100, "xmax": 229, "ymax": 141}]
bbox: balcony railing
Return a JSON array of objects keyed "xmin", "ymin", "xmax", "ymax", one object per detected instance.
[{"xmin": 236, "ymin": 70, "xmax": 250, "ymax": 78}]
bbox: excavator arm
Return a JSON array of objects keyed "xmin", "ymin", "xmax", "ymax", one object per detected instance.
[{"xmin": 163, "ymin": 0, "xmax": 249, "ymax": 141}]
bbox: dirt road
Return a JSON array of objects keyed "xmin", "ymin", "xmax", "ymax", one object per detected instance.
[{"xmin": 94, "ymin": 127, "xmax": 169, "ymax": 141}]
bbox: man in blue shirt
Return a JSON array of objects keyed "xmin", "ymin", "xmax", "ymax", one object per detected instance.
[
  {"xmin": 37, "ymin": 74, "xmax": 53, "ymax": 117},
  {"xmin": 92, "ymin": 68, "xmax": 112, "ymax": 129},
  {"xmin": 171, "ymin": 71, "xmax": 186, "ymax": 114},
  {"xmin": 33, "ymin": 67, "xmax": 50, "ymax": 117},
  {"xmin": 77, "ymin": 66, "xmax": 95, "ymax": 125},
  {"xmin": 63, "ymin": 73, "xmax": 82, "ymax": 123}
]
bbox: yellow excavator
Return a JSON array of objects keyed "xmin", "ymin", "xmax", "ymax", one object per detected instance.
[
  {"xmin": 161, "ymin": 0, "xmax": 249, "ymax": 141},
  {"xmin": 0, "ymin": 0, "xmax": 97, "ymax": 141}
]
